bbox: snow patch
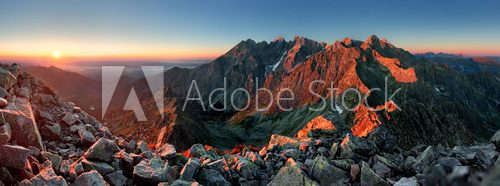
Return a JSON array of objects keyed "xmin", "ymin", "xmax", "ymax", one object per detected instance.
[{"xmin": 272, "ymin": 50, "xmax": 287, "ymax": 71}]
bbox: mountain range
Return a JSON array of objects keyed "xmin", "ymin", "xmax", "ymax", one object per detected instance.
[{"xmin": 91, "ymin": 35, "xmax": 499, "ymax": 151}]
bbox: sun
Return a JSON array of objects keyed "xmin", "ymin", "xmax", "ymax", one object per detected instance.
[{"xmin": 52, "ymin": 51, "xmax": 61, "ymax": 59}]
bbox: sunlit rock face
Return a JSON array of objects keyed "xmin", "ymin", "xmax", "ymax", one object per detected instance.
[{"xmin": 295, "ymin": 116, "xmax": 336, "ymax": 138}]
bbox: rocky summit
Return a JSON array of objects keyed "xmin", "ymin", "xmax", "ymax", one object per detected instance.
[{"xmin": 1, "ymin": 33, "xmax": 500, "ymax": 186}]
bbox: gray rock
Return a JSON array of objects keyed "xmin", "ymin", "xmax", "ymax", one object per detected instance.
[
  {"xmin": 0, "ymin": 87, "xmax": 10, "ymax": 98},
  {"xmin": 269, "ymin": 158, "xmax": 318, "ymax": 186},
  {"xmin": 340, "ymin": 133, "xmax": 377, "ymax": 160},
  {"xmin": 72, "ymin": 170, "xmax": 109, "ymax": 186},
  {"xmin": 331, "ymin": 159, "xmax": 352, "ymax": 171},
  {"xmin": 189, "ymin": 144, "xmax": 220, "ymax": 160},
  {"xmin": 43, "ymin": 122, "xmax": 62, "ymax": 140},
  {"xmin": 203, "ymin": 159, "xmax": 225, "ymax": 173},
  {"xmin": 79, "ymin": 129, "xmax": 97, "ymax": 148},
  {"xmin": 436, "ymin": 157, "xmax": 461, "ymax": 172},
  {"xmin": 236, "ymin": 158, "xmax": 259, "ymax": 180},
  {"xmin": 196, "ymin": 168, "xmax": 231, "ymax": 186},
  {"xmin": 412, "ymin": 146, "xmax": 435, "ymax": 173},
  {"xmin": 136, "ymin": 141, "xmax": 149, "ymax": 153},
  {"xmin": 0, "ymin": 68, "xmax": 16, "ymax": 90},
  {"xmin": 125, "ymin": 140, "xmax": 136, "ymax": 153},
  {"xmin": 81, "ymin": 158, "xmax": 115, "ymax": 175},
  {"xmin": 169, "ymin": 179, "xmax": 201, "ymax": 186},
  {"xmin": 1, "ymin": 97, "xmax": 44, "ymax": 150},
  {"xmin": 41, "ymin": 151, "xmax": 62, "ymax": 174},
  {"xmin": 0, "ymin": 145, "xmax": 30, "ymax": 169},
  {"xmin": 309, "ymin": 156, "xmax": 347, "ymax": 185},
  {"xmin": 282, "ymin": 149, "xmax": 301, "ymax": 161},
  {"xmin": 373, "ymin": 161, "xmax": 392, "ymax": 178},
  {"xmin": 157, "ymin": 143, "xmax": 176, "ymax": 159},
  {"xmin": 28, "ymin": 160, "xmax": 68, "ymax": 186},
  {"xmin": 141, "ymin": 151, "xmax": 154, "ymax": 159},
  {"xmin": 452, "ymin": 146, "xmax": 491, "ymax": 167},
  {"xmin": 360, "ymin": 161, "xmax": 390, "ymax": 186},
  {"xmin": 491, "ymin": 129, "xmax": 500, "ymax": 150},
  {"xmin": 0, "ymin": 122, "xmax": 11, "ymax": 145},
  {"xmin": 394, "ymin": 177, "xmax": 418, "ymax": 186},
  {"xmin": 180, "ymin": 158, "xmax": 200, "ymax": 180},
  {"xmin": 133, "ymin": 156, "xmax": 172, "ymax": 185},
  {"xmin": 104, "ymin": 170, "xmax": 127, "ymax": 186},
  {"xmin": 244, "ymin": 151, "xmax": 264, "ymax": 166},
  {"xmin": 59, "ymin": 160, "xmax": 70, "ymax": 176},
  {"xmin": 62, "ymin": 113, "xmax": 77, "ymax": 126},
  {"xmin": 17, "ymin": 87, "xmax": 30, "ymax": 98},
  {"xmin": 33, "ymin": 93, "xmax": 57, "ymax": 106},
  {"xmin": 69, "ymin": 125, "xmax": 85, "ymax": 133},
  {"xmin": 84, "ymin": 138, "xmax": 120, "ymax": 162},
  {"xmin": 69, "ymin": 162, "xmax": 84, "ymax": 180}
]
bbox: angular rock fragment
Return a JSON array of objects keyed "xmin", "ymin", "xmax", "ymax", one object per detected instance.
[
  {"xmin": 81, "ymin": 158, "xmax": 115, "ymax": 175},
  {"xmin": 84, "ymin": 138, "xmax": 120, "ymax": 162},
  {"xmin": 133, "ymin": 156, "xmax": 172, "ymax": 185},
  {"xmin": 1, "ymin": 97, "xmax": 44, "ymax": 150},
  {"xmin": 360, "ymin": 161, "xmax": 390, "ymax": 186},
  {"xmin": 179, "ymin": 158, "xmax": 200, "ymax": 180},
  {"xmin": 157, "ymin": 143, "xmax": 176, "ymax": 159},
  {"xmin": 0, "ymin": 145, "xmax": 30, "ymax": 169},
  {"xmin": 269, "ymin": 158, "xmax": 318, "ymax": 186},
  {"xmin": 72, "ymin": 170, "xmax": 109, "ymax": 186}
]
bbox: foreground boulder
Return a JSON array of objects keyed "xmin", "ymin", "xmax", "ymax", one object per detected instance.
[
  {"xmin": 189, "ymin": 144, "xmax": 220, "ymax": 160},
  {"xmin": 360, "ymin": 161, "xmax": 390, "ymax": 186},
  {"xmin": 21, "ymin": 161, "xmax": 68, "ymax": 186},
  {"xmin": 0, "ymin": 68, "xmax": 16, "ymax": 90},
  {"xmin": 81, "ymin": 158, "xmax": 115, "ymax": 175},
  {"xmin": 340, "ymin": 133, "xmax": 377, "ymax": 161},
  {"xmin": 0, "ymin": 145, "xmax": 30, "ymax": 169},
  {"xmin": 72, "ymin": 170, "xmax": 109, "ymax": 186},
  {"xmin": 179, "ymin": 158, "xmax": 200, "ymax": 180},
  {"xmin": 308, "ymin": 156, "xmax": 348, "ymax": 185},
  {"xmin": 269, "ymin": 158, "xmax": 319, "ymax": 186},
  {"xmin": 158, "ymin": 143, "xmax": 177, "ymax": 159},
  {"xmin": 195, "ymin": 168, "xmax": 231, "ymax": 186},
  {"xmin": 84, "ymin": 138, "xmax": 120, "ymax": 162},
  {"xmin": 133, "ymin": 156, "xmax": 173, "ymax": 185},
  {"xmin": 0, "ymin": 97, "xmax": 44, "ymax": 150}
]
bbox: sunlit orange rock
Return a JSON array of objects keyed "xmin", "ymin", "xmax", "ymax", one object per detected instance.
[
  {"xmin": 373, "ymin": 51, "xmax": 417, "ymax": 83},
  {"xmin": 295, "ymin": 116, "xmax": 336, "ymax": 138},
  {"xmin": 351, "ymin": 104, "xmax": 382, "ymax": 137}
]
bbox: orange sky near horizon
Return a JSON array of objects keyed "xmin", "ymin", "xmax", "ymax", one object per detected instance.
[{"xmin": 1, "ymin": 40, "xmax": 497, "ymax": 63}]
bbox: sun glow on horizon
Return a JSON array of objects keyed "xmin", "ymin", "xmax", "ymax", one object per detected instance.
[{"xmin": 52, "ymin": 51, "xmax": 61, "ymax": 59}]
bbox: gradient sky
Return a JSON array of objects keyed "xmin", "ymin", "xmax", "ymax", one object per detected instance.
[{"xmin": 0, "ymin": 0, "xmax": 499, "ymax": 61}]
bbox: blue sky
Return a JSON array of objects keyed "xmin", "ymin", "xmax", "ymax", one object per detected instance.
[{"xmin": 0, "ymin": 0, "xmax": 499, "ymax": 60}]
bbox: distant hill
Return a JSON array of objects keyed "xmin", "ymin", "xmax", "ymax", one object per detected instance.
[{"xmin": 21, "ymin": 65, "xmax": 101, "ymax": 116}]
